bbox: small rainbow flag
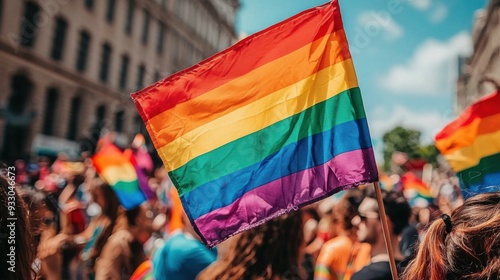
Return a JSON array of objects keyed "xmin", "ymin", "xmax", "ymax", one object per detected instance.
[
  {"xmin": 124, "ymin": 148, "xmax": 157, "ymax": 200},
  {"xmin": 130, "ymin": 260, "xmax": 154, "ymax": 280},
  {"xmin": 92, "ymin": 143, "xmax": 146, "ymax": 210},
  {"xmin": 435, "ymin": 90, "xmax": 500, "ymax": 197},
  {"xmin": 401, "ymin": 172, "xmax": 433, "ymax": 203},
  {"xmin": 132, "ymin": 1, "xmax": 378, "ymax": 247}
]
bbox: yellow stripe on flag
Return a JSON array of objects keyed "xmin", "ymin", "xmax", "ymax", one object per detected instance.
[
  {"xmin": 158, "ymin": 59, "xmax": 358, "ymax": 170},
  {"xmin": 444, "ymin": 129, "xmax": 500, "ymax": 172},
  {"xmin": 100, "ymin": 165, "xmax": 138, "ymax": 186}
]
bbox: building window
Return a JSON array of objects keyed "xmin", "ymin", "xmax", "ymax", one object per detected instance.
[
  {"xmin": 8, "ymin": 74, "xmax": 33, "ymax": 115},
  {"xmin": 67, "ymin": 97, "xmax": 81, "ymax": 140},
  {"xmin": 134, "ymin": 114, "xmax": 146, "ymax": 134},
  {"xmin": 170, "ymin": 31, "xmax": 179, "ymax": 63},
  {"xmin": 20, "ymin": 2, "xmax": 40, "ymax": 47},
  {"xmin": 42, "ymin": 88, "xmax": 58, "ymax": 136},
  {"xmin": 141, "ymin": 9, "xmax": 150, "ymax": 44},
  {"xmin": 119, "ymin": 54, "xmax": 129, "ymax": 90},
  {"xmin": 96, "ymin": 105, "xmax": 106, "ymax": 127},
  {"xmin": 106, "ymin": 0, "xmax": 115, "ymax": 22},
  {"xmin": 125, "ymin": 0, "xmax": 134, "ymax": 34},
  {"xmin": 114, "ymin": 110, "xmax": 124, "ymax": 133},
  {"xmin": 154, "ymin": 70, "xmax": 161, "ymax": 82},
  {"xmin": 137, "ymin": 64, "xmax": 145, "ymax": 90},
  {"xmin": 2, "ymin": 74, "xmax": 33, "ymax": 161},
  {"xmin": 76, "ymin": 31, "xmax": 91, "ymax": 72},
  {"xmin": 50, "ymin": 17, "xmax": 68, "ymax": 61},
  {"xmin": 84, "ymin": 0, "xmax": 93, "ymax": 9},
  {"xmin": 99, "ymin": 43, "xmax": 112, "ymax": 83},
  {"xmin": 157, "ymin": 21, "xmax": 165, "ymax": 54}
]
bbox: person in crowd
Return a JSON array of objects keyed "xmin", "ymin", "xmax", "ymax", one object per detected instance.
[
  {"xmin": 71, "ymin": 178, "xmax": 121, "ymax": 280},
  {"xmin": 302, "ymin": 205, "xmax": 322, "ymax": 279},
  {"xmin": 0, "ymin": 174, "xmax": 35, "ymax": 280},
  {"xmin": 14, "ymin": 159, "xmax": 30, "ymax": 185},
  {"xmin": 402, "ymin": 191, "xmax": 500, "ymax": 280},
  {"xmin": 314, "ymin": 189, "xmax": 371, "ymax": 280},
  {"xmin": 153, "ymin": 211, "xmax": 217, "ymax": 280},
  {"xmin": 198, "ymin": 210, "xmax": 305, "ymax": 280},
  {"xmin": 34, "ymin": 188, "xmax": 67, "ymax": 280},
  {"xmin": 351, "ymin": 188, "xmax": 411, "ymax": 280},
  {"xmin": 58, "ymin": 174, "xmax": 87, "ymax": 280},
  {"xmin": 18, "ymin": 186, "xmax": 61, "ymax": 279},
  {"xmin": 399, "ymin": 221, "xmax": 419, "ymax": 259},
  {"xmin": 94, "ymin": 202, "xmax": 155, "ymax": 279}
]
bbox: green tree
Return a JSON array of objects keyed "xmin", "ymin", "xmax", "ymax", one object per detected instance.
[
  {"xmin": 382, "ymin": 126, "xmax": 433, "ymax": 172},
  {"xmin": 419, "ymin": 144, "xmax": 440, "ymax": 166}
]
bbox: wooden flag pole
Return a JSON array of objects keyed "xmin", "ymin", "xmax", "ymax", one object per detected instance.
[{"xmin": 374, "ymin": 181, "xmax": 399, "ymax": 280}]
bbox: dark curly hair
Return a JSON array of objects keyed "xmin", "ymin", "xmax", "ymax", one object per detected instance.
[
  {"xmin": 199, "ymin": 210, "xmax": 305, "ymax": 280},
  {"xmin": 0, "ymin": 174, "xmax": 35, "ymax": 280}
]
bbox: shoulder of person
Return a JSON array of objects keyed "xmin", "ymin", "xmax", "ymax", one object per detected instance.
[
  {"xmin": 352, "ymin": 262, "xmax": 392, "ymax": 280},
  {"xmin": 322, "ymin": 235, "xmax": 353, "ymax": 251},
  {"xmin": 108, "ymin": 230, "xmax": 134, "ymax": 246}
]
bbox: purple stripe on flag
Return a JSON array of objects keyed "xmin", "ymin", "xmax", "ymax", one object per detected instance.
[
  {"xmin": 194, "ymin": 148, "xmax": 377, "ymax": 245},
  {"xmin": 134, "ymin": 164, "xmax": 157, "ymax": 200}
]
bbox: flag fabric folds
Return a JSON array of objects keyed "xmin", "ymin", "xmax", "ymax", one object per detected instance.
[
  {"xmin": 92, "ymin": 143, "xmax": 147, "ymax": 210},
  {"xmin": 132, "ymin": 0, "xmax": 378, "ymax": 247},
  {"xmin": 435, "ymin": 90, "xmax": 500, "ymax": 197}
]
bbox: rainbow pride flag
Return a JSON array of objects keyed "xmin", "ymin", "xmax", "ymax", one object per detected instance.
[
  {"xmin": 92, "ymin": 143, "xmax": 146, "ymax": 210},
  {"xmin": 132, "ymin": 1, "xmax": 378, "ymax": 247},
  {"xmin": 401, "ymin": 172, "xmax": 433, "ymax": 203},
  {"xmin": 435, "ymin": 90, "xmax": 500, "ymax": 197}
]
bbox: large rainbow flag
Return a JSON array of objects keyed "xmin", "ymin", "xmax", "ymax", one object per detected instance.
[
  {"xmin": 92, "ymin": 143, "xmax": 147, "ymax": 209},
  {"xmin": 435, "ymin": 90, "xmax": 500, "ymax": 197},
  {"xmin": 132, "ymin": 1, "xmax": 378, "ymax": 246}
]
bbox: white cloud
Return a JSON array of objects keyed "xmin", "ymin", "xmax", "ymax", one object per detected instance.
[
  {"xmin": 368, "ymin": 105, "xmax": 451, "ymax": 145},
  {"xmin": 407, "ymin": 0, "xmax": 431, "ymax": 10},
  {"xmin": 357, "ymin": 11, "xmax": 404, "ymax": 42},
  {"xmin": 430, "ymin": 3, "xmax": 448, "ymax": 23},
  {"xmin": 380, "ymin": 31, "xmax": 472, "ymax": 95}
]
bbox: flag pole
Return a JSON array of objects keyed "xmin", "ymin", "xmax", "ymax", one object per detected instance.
[{"xmin": 374, "ymin": 181, "xmax": 399, "ymax": 280}]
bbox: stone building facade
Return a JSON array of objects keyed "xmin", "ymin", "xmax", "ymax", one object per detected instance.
[
  {"xmin": 456, "ymin": 0, "xmax": 500, "ymax": 112},
  {"xmin": 0, "ymin": 0, "xmax": 239, "ymax": 162}
]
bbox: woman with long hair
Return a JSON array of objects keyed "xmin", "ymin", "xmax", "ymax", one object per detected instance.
[
  {"xmin": 402, "ymin": 191, "xmax": 500, "ymax": 280},
  {"xmin": 94, "ymin": 203, "xmax": 155, "ymax": 279},
  {"xmin": 198, "ymin": 210, "xmax": 305, "ymax": 280},
  {"xmin": 70, "ymin": 178, "xmax": 121, "ymax": 280},
  {"xmin": 18, "ymin": 185, "xmax": 65, "ymax": 280},
  {"xmin": 0, "ymin": 174, "xmax": 35, "ymax": 280}
]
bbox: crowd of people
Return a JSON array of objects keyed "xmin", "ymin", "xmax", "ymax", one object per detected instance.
[{"xmin": 1, "ymin": 142, "xmax": 499, "ymax": 280}]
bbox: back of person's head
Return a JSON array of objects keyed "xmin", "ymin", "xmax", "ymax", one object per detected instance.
[
  {"xmin": 89, "ymin": 178, "xmax": 120, "ymax": 219},
  {"xmin": 201, "ymin": 210, "xmax": 304, "ymax": 280},
  {"xmin": 333, "ymin": 189, "xmax": 364, "ymax": 231},
  {"xmin": 402, "ymin": 191, "xmax": 500, "ymax": 280},
  {"xmin": 17, "ymin": 187, "xmax": 47, "ymax": 244},
  {"xmin": 364, "ymin": 188, "xmax": 411, "ymax": 235},
  {"xmin": 383, "ymin": 190, "xmax": 411, "ymax": 235},
  {"xmin": 86, "ymin": 178, "xmax": 122, "ymax": 270},
  {"xmin": 0, "ymin": 175, "xmax": 35, "ymax": 280}
]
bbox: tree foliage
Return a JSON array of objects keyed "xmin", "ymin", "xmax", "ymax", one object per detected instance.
[{"xmin": 382, "ymin": 126, "xmax": 440, "ymax": 172}]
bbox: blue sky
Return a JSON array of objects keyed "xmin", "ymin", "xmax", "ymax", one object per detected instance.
[{"xmin": 236, "ymin": 0, "xmax": 487, "ymax": 161}]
